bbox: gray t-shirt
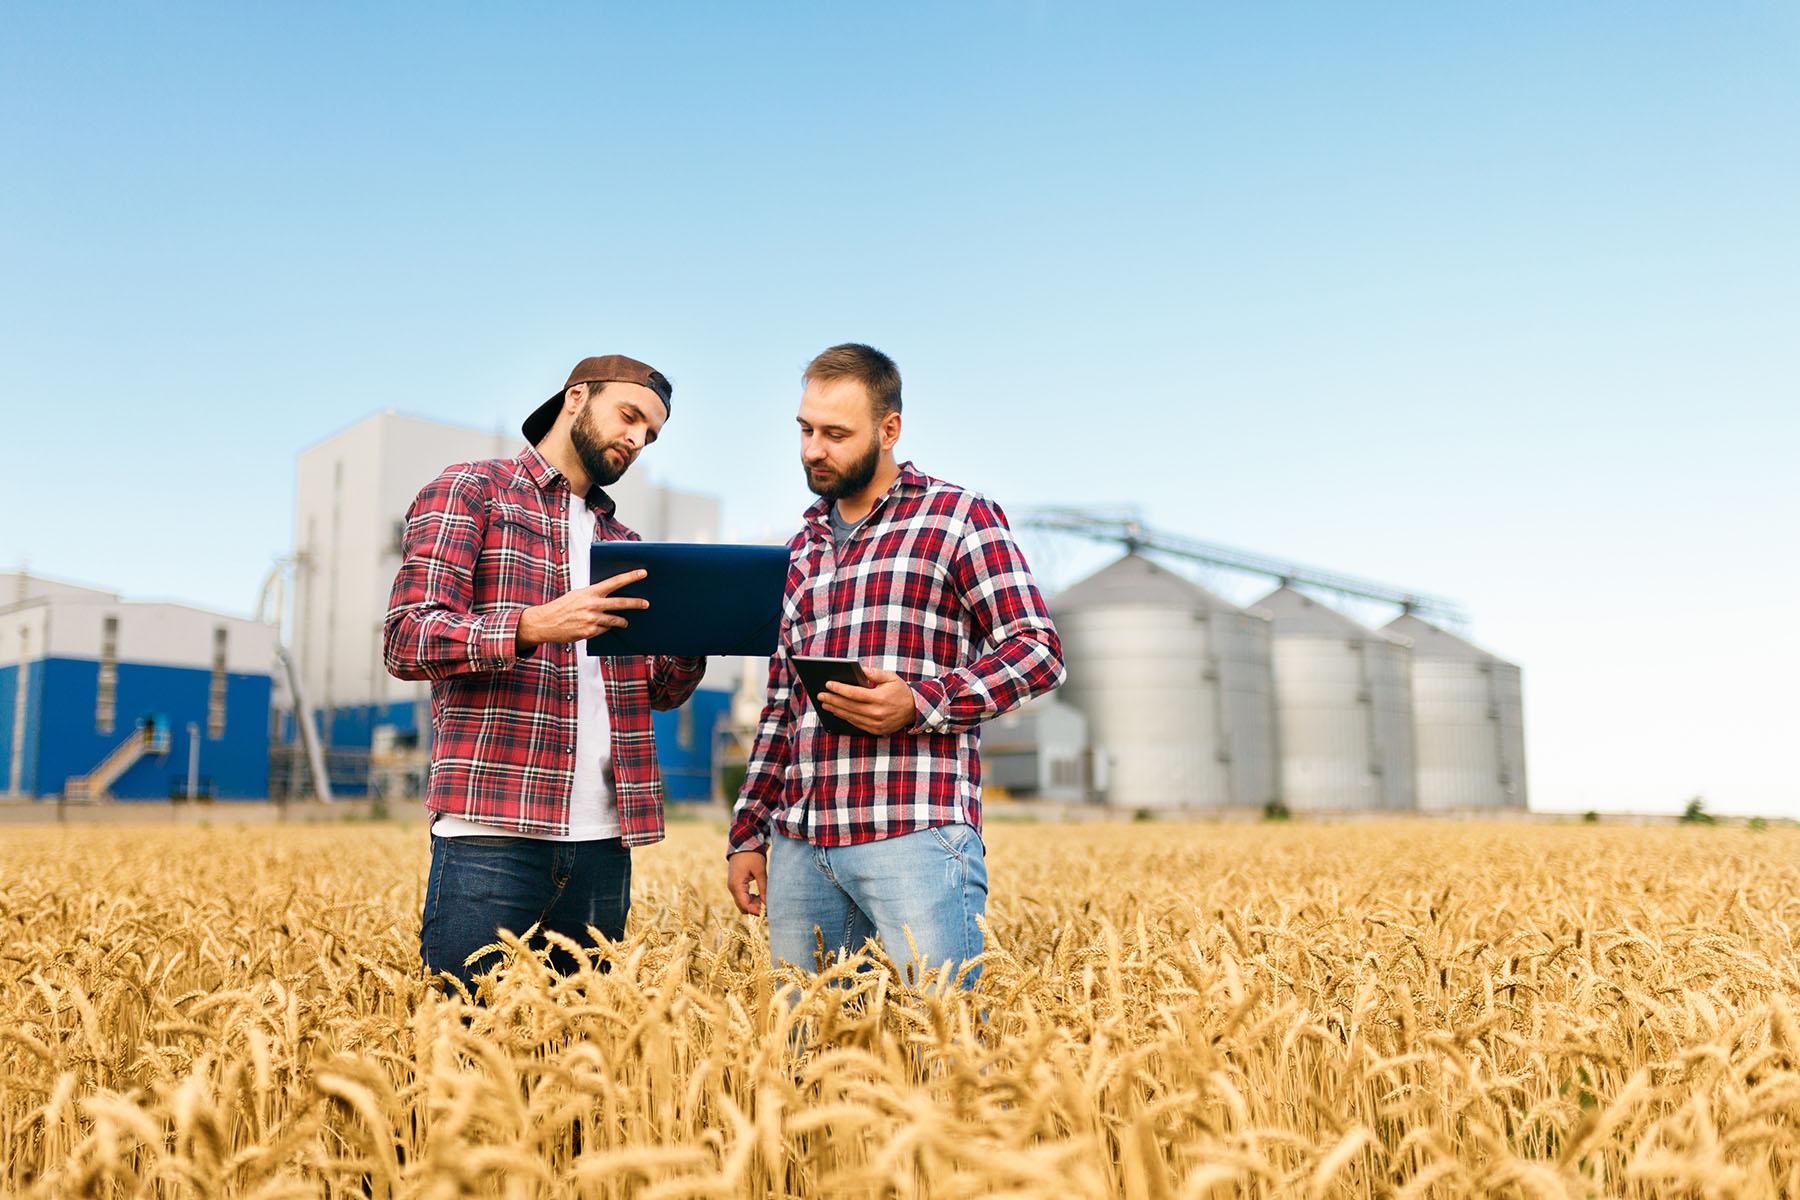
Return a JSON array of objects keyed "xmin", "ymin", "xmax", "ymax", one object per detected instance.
[{"xmin": 828, "ymin": 503, "xmax": 866, "ymax": 546}]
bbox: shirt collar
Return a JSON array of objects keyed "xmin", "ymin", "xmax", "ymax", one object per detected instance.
[
  {"xmin": 803, "ymin": 460, "xmax": 926, "ymax": 535},
  {"xmin": 515, "ymin": 444, "xmax": 618, "ymax": 516}
]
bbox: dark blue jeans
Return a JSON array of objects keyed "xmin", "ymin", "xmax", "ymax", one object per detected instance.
[{"xmin": 420, "ymin": 835, "xmax": 631, "ymax": 992}]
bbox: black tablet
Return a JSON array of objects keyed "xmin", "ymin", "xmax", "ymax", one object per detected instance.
[
  {"xmin": 791, "ymin": 656, "xmax": 873, "ymax": 735},
  {"xmin": 585, "ymin": 542, "xmax": 789, "ymax": 657}
]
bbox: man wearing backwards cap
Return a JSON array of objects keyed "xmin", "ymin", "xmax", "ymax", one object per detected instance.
[{"xmin": 384, "ymin": 355, "xmax": 706, "ymax": 993}]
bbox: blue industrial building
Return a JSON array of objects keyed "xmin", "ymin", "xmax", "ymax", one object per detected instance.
[
  {"xmin": 0, "ymin": 568, "xmax": 726, "ymax": 805},
  {"xmin": 653, "ymin": 686, "xmax": 735, "ymax": 801},
  {"xmin": 1, "ymin": 573, "xmax": 275, "ymax": 801}
]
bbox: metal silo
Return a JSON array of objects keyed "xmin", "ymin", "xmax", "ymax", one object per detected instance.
[
  {"xmin": 1052, "ymin": 554, "xmax": 1276, "ymax": 810},
  {"xmin": 1254, "ymin": 586, "xmax": 1415, "ymax": 811},
  {"xmin": 1383, "ymin": 614, "xmax": 1526, "ymax": 810}
]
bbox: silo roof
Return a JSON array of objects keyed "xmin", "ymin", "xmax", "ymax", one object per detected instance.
[
  {"xmin": 1383, "ymin": 614, "xmax": 1512, "ymax": 665},
  {"xmin": 1251, "ymin": 585, "xmax": 1382, "ymax": 638},
  {"xmin": 1052, "ymin": 553, "xmax": 1239, "ymax": 614}
]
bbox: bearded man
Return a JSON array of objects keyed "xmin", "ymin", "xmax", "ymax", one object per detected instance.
[
  {"xmin": 725, "ymin": 343, "xmax": 1065, "ymax": 987},
  {"xmin": 385, "ymin": 355, "xmax": 706, "ymax": 991}
]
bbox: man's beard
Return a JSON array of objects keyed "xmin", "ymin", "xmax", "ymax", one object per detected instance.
[
  {"xmin": 570, "ymin": 404, "xmax": 631, "ymax": 487},
  {"xmin": 805, "ymin": 435, "xmax": 881, "ymax": 501}
]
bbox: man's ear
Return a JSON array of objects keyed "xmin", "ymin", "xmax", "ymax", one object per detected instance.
[
  {"xmin": 881, "ymin": 410, "xmax": 903, "ymax": 450},
  {"xmin": 564, "ymin": 383, "xmax": 590, "ymax": 418}
]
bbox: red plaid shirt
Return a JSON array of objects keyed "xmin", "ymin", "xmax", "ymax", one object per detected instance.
[
  {"xmin": 728, "ymin": 462, "xmax": 1065, "ymax": 854},
  {"xmin": 383, "ymin": 445, "xmax": 705, "ymax": 845}
]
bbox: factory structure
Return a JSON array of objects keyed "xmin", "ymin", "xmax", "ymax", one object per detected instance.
[
  {"xmin": 3, "ymin": 424, "xmax": 1525, "ymax": 815},
  {"xmin": 1, "ymin": 571, "xmax": 275, "ymax": 801},
  {"xmin": 993, "ymin": 511, "xmax": 1528, "ymax": 813}
]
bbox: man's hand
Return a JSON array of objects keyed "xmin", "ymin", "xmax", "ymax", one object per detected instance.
[
  {"xmin": 516, "ymin": 569, "xmax": 650, "ymax": 650},
  {"xmin": 818, "ymin": 666, "xmax": 918, "ymax": 735},
  {"xmin": 727, "ymin": 850, "xmax": 768, "ymax": 916}
]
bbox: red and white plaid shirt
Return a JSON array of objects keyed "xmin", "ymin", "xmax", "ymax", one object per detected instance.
[
  {"xmin": 384, "ymin": 445, "xmax": 705, "ymax": 845},
  {"xmin": 729, "ymin": 462, "xmax": 1065, "ymax": 854}
]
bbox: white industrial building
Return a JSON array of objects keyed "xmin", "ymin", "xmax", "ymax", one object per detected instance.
[
  {"xmin": 1253, "ymin": 585, "xmax": 1417, "ymax": 812},
  {"xmin": 4, "ymin": 571, "xmax": 119, "ymax": 607},
  {"xmin": 1383, "ymin": 614, "xmax": 1527, "ymax": 810},
  {"xmin": 981, "ymin": 696, "xmax": 1090, "ymax": 803},
  {"xmin": 1051, "ymin": 554, "xmax": 1279, "ymax": 810},
  {"xmin": 284, "ymin": 410, "xmax": 733, "ymax": 798}
]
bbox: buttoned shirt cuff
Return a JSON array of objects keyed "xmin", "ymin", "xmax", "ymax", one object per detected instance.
[
  {"xmin": 726, "ymin": 816, "xmax": 770, "ymax": 857},
  {"xmin": 908, "ymin": 678, "xmax": 954, "ymax": 734},
  {"xmin": 478, "ymin": 605, "xmax": 529, "ymax": 669}
]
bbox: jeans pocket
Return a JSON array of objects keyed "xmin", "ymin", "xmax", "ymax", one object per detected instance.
[
  {"xmin": 928, "ymin": 824, "xmax": 974, "ymax": 863},
  {"xmin": 437, "ymin": 836, "xmax": 546, "ymax": 910}
]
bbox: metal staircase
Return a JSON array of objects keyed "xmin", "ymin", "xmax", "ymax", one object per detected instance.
[{"xmin": 65, "ymin": 717, "xmax": 171, "ymax": 802}]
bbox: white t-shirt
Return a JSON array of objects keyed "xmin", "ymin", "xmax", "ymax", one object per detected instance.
[{"xmin": 433, "ymin": 490, "xmax": 619, "ymax": 842}]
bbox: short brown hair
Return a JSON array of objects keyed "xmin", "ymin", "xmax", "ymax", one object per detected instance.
[{"xmin": 804, "ymin": 343, "xmax": 902, "ymax": 416}]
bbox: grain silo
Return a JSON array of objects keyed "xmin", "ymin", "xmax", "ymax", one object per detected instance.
[
  {"xmin": 1254, "ymin": 585, "xmax": 1415, "ymax": 811},
  {"xmin": 1052, "ymin": 554, "xmax": 1276, "ymax": 810},
  {"xmin": 1382, "ymin": 614, "xmax": 1526, "ymax": 810}
]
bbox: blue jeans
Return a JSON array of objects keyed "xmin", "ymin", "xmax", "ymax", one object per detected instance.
[
  {"xmin": 766, "ymin": 823, "xmax": 989, "ymax": 988},
  {"xmin": 420, "ymin": 835, "xmax": 631, "ymax": 991}
]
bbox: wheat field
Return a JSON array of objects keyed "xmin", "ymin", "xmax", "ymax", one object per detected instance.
[{"xmin": 1, "ymin": 820, "xmax": 1796, "ymax": 1198}]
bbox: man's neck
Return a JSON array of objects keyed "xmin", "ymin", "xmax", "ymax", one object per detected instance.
[
  {"xmin": 536, "ymin": 431, "xmax": 592, "ymax": 498},
  {"xmin": 833, "ymin": 458, "xmax": 901, "ymax": 525}
]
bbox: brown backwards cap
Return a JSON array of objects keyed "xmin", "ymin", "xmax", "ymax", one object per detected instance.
[{"xmin": 522, "ymin": 355, "xmax": 673, "ymax": 444}]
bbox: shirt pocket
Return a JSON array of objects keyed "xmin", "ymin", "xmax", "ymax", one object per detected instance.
[
  {"xmin": 480, "ymin": 500, "xmax": 560, "ymax": 600},
  {"xmin": 487, "ymin": 499, "xmax": 555, "ymax": 543}
]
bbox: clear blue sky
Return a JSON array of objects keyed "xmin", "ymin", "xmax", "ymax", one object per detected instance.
[{"xmin": 3, "ymin": 3, "xmax": 1795, "ymax": 816}]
